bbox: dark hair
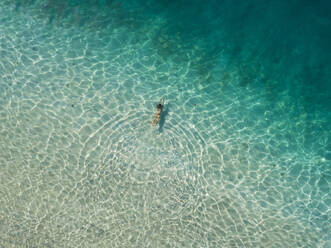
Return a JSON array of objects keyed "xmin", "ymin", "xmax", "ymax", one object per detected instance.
[{"xmin": 157, "ymin": 103, "xmax": 163, "ymax": 109}]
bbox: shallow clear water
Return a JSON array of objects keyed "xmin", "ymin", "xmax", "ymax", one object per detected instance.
[{"xmin": 0, "ymin": 0, "xmax": 330, "ymax": 247}]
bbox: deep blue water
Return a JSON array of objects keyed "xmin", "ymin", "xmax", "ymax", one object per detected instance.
[{"xmin": 0, "ymin": 0, "xmax": 330, "ymax": 247}]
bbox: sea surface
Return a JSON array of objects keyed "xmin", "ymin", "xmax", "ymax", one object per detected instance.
[{"xmin": 0, "ymin": 0, "xmax": 330, "ymax": 247}]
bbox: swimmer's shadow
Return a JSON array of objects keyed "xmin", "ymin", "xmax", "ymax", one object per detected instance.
[{"xmin": 158, "ymin": 103, "xmax": 169, "ymax": 133}]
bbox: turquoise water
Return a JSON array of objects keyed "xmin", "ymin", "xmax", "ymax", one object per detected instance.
[{"xmin": 0, "ymin": 0, "xmax": 330, "ymax": 247}]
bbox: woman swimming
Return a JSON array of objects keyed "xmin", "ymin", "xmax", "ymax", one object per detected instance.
[{"xmin": 151, "ymin": 97, "xmax": 164, "ymax": 127}]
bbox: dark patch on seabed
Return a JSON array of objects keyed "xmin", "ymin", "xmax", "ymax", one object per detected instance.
[{"xmin": 11, "ymin": 0, "xmax": 330, "ymax": 109}]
